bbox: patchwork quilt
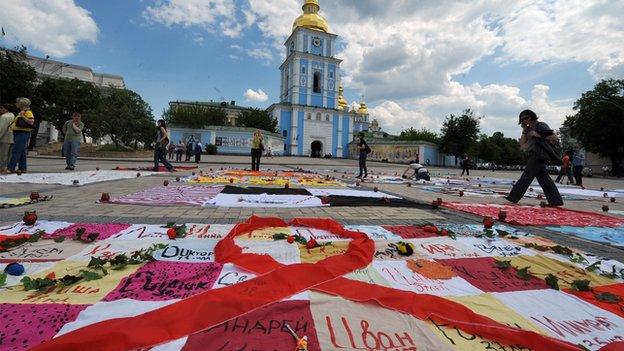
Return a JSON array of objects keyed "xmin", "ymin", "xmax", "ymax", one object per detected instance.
[
  {"xmin": 0, "ymin": 171, "xmax": 156, "ymax": 186},
  {"xmin": 1, "ymin": 218, "xmax": 623, "ymax": 350}
]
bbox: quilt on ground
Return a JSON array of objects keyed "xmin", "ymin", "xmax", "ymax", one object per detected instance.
[
  {"xmin": 0, "ymin": 171, "xmax": 156, "ymax": 186},
  {"xmin": 1, "ymin": 217, "xmax": 624, "ymax": 350}
]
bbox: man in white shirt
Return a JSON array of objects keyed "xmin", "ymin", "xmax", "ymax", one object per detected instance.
[{"xmin": 0, "ymin": 104, "xmax": 15, "ymax": 174}]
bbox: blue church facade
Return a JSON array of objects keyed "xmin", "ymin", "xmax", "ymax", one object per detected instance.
[{"xmin": 268, "ymin": 0, "xmax": 370, "ymax": 158}]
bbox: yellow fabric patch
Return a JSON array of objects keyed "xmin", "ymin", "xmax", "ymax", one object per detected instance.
[
  {"xmin": 0, "ymin": 260, "xmax": 141, "ymax": 304},
  {"xmin": 510, "ymin": 254, "xmax": 615, "ymax": 289},
  {"xmin": 236, "ymin": 227, "xmax": 292, "ymax": 241},
  {"xmin": 429, "ymin": 293, "xmax": 546, "ymax": 350},
  {"xmin": 300, "ymin": 242, "xmax": 350, "ymax": 264}
]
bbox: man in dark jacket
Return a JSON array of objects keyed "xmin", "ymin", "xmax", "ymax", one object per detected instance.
[{"xmin": 506, "ymin": 110, "xmax": 563, "ymax": 206}]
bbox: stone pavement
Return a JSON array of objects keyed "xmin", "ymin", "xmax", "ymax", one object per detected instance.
[{"xmin": 2, "ymin": 155, "xmax": 624, "ymax": 261}]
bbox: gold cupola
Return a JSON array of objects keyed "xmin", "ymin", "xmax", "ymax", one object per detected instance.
[
  {"xmin": 337, "ymin": 85, "xmax": 348, "ymax": 110},
  {"xmin": 357, "ymin": 98, "xmax": 369, "ymax": 115},
  {"xmin": 292, "ymin": 0, "xmax": 329, "ymax": 33}
]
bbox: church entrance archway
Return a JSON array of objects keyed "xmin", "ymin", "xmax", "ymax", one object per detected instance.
[{"xmin": 311, "ymin": 140, "xmax": 322, "ymax": 158}]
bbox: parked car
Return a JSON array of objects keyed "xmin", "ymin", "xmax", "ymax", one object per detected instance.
[{"xmin": 546, "ymin": 165, "xmax": 560, "ymax": 175}]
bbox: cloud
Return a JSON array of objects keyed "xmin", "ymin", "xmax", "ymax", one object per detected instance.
[
  {"xmin": 370, "ymin": 83, "xmax": 573, "ymax": 137},
  {"xmin": 144, "ymin": 0, "xmax": 245, "ymax": 37},
  {"xmin": 140, "ymin": 0, "xmax": 620, "ymax": 136},
  {"xmin": 247, "ymin": 47, "xmax": 272, "ymax": 62},
  {"xmin": 0, "ymin": 0, "xmax": 98, "ymax": 57},
  {"xmin": 244, "ymin": 88, "xmax": 269, "ymax": 102},
  {"xmin": 499, "ymin": 0, "xmax": 624, "ymax": 80}
]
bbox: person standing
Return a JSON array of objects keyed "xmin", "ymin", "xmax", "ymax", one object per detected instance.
[
  {"xmin": 61, "ymin": 112, "xmax": 84, "ymax": 171},
  {"xmin": 555, "ymin": 151, "xmax": 574, "ymax": 184},
  {"xmin": 0, "ymin": 104, "xmax": 15, "ymax": 174},
  {"xmin": 8, "ymin": 98, "xmax": 35, "ymax": 173},
  {"xmin": 175, "ymin": 140, "xmax": 184, "ymax": 162},
  {"xmin": 572, "ymin": 149, "xmax": 585, "ymax": 187},
  {"xmin": 356, "ymin": 133, "xmax": 370, "ymax": 179},
  {"xmin": 506, "ymin": 109, "xmax": 563, "ymax": 206},
  {"xmin": 460, "ymin": 154, "xmax": 470, "ymax": 176},
  {"xmin": 153, "ymin": 120, "xmax": 174, "ymax": 172},
  {"xmin": 194, "ymin": 141, "xmax": 203, "ymax": 164},
  {"xmin": 185, "ymin": 137, "xmax": 195, "ymax": 162},
  {"xmin": 602, "ymin": 165, "xmax": 610, "ymax": 178},
  {"xmin": 250, "ymin": 130, "xmax": 263, "ymax": 171},
  {"xmin": 167, "ymin": 142, "xmax": 175, "ymax": 160}
]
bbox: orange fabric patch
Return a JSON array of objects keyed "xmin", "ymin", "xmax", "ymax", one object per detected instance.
[{"xmin": 406, "ymin": 259, "xmax": 456, "ymax": 280}]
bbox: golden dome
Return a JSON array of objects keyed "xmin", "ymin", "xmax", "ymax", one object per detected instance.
[
  {"xmin": 337, "ymin": 85, "xmax": 348, "ymax": 110},
  {"xmin": 292, "ymin": 0, "xmax": 329, "ymax": 33},
  {"xmin": 357, "ymin": 100, "xmax": 369, "ymax": 115}
]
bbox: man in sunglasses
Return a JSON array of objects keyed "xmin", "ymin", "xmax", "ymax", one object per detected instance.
[{"xmin": 506, "ymin": 109, "xmax": 563, "ymax": 206}]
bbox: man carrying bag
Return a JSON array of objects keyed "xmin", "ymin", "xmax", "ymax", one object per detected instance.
[{"xmin": 506, "ymin": 109, "xmax": 563, "ymax": 206}]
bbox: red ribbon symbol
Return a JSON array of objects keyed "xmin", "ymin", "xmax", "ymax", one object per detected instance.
[{"xmin": 32, "ymin": 216, "xmax": 598, "ymax": 351}]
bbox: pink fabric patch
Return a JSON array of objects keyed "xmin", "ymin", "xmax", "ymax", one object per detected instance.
[
  {"xmin": 439, "ymin": 257, "xmax": 549, "ymax": 292},
  {"xmin": 442, "ymin": 202, "xmax": 624, "ymax": 227},
  {"xmin": 181, "ymin": 300, "xmax": 320, "ymax": 351},
  {"xmin": 109, "ymin": 185, "xmax": 223, "ymax": 206},
  {"xmin": 0, "ymin": 303, "xmax": 88, "ymax": 351},
  {"xmin": 382, "ymin": 225, "xmax": 439, "ymax": 239},
  {"xmin": 45, "ymin": 223, "xmax": 131, "ymax": 240},
  {"xmin": 103, "ymin": 261, "xmax": 223, "ymax": 301}
]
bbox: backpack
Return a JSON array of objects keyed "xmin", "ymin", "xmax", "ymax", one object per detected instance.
[{"xmin": 365, "ymin": 144, "xmax": 371, "ymax": 154}]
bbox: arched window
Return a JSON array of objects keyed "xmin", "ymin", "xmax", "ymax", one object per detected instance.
[
  {"xmin": 307, "ymin": 113, "xmax": 312, "ymax": 120},
  {"xmin": 313, "ymin": 72, "xmax": 321, "ymax": 93},
  {"xmin": 316, "ymin": 113, "xmax": 321, "ymax": 121},
  {"xmin": 325, "ymin": 114, "xmax": 330, "ymax": 121}
]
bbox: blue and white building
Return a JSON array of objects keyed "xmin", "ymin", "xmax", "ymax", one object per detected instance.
[{"xmin": 268, "ymin": 0, "xmax": 370, "ymax": 158}]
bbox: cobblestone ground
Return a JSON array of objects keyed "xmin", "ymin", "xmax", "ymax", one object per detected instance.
[{"xmin": 2, "ymin": 155, "xmax": 623, "ymax": 261}]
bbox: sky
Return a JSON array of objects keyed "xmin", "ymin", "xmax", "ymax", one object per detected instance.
[{"xmin": 0, "ymin": 0, "xmax": 623, "ymax": 137}]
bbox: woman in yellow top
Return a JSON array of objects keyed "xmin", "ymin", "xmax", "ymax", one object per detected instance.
[
  {"xmin": 250, "ymin": 130, "xmax": 264, "ymax": 171},
  {"xmin": 8, "ymin": 97, "xmax": 35, "ymax": 173}
]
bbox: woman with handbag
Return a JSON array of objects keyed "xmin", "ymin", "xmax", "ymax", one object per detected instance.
[
  {"xmin": 250, "ymin": 130, "xmax": 263, "ymax": 171},
  {"xmin": 8, "ymin": 98, "xmax": 35, "ymax": 173},
  {"xmin": 506, "ymin": 110, "xmax": 563, "ymax": 206},
  {"xmin": 153, "ymin": 120, "xmax": 174, "ymax": 172}
]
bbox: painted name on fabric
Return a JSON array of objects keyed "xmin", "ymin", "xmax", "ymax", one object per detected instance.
[
  {"xmin": 429, "ymin": 317, "xmax": 530, "ymax": 350},
  {"xmin": 381, "ymin": 266, "xmax": 449, "ymax": 293},
  {"xmin": 22, "ymin": 285, "xmax": 100, "ymax": 303},
  {"xmin": 531, "ymin": 316, "xmax": 620, "ymax": 338},
  {"xmin": 325, "ymin": 316, "xmax": 418, "ymax": 350},
  {"xmin": 117, "ymin": 272, "xmax": 209, "ymax": 297},
  {"xmin": 158, "ymin": 245, "xmax": 215, "ymax": 261}
]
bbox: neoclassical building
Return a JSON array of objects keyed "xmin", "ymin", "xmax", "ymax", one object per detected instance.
[{"xmin": 268, "ymin": 0, "xmax": 370, "ymax": 157}]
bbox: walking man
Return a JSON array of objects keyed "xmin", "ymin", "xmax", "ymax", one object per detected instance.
[
  {"xmin": 506, "ymin": 109, "xmax": 563, "ymax": 206},
  {"xmin": 460, "ymin": 154, "xmax": 470, "ymax": 176},
  {"xmin": 572, "ymin": 149, "xmax": 585, "ymax": 187},
  {"xmin": 62, "ymin": 112, "xmax": 84, "ymax": 170}
]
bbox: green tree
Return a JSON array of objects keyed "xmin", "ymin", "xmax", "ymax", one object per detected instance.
[
  {"xmin": 33, "ymin": 78, "xmax": 102, "ymax": 132},
  {"xmin": 397, "ymin": 127, "xmax": 439, "ymax": 144},
  {"xmin": 236, "ymin": 108, "xmax": 278, "ymax": 133},
  {"xmin": 87, "ymin": 87, "xmax": 155, "ymax": 149},
  {"xmin": 439, "ymin": 109, "xmax": 481, "ymax": 162},
  {"xmin": 0, "ymin": 46, "xmax": 37, "ymax": 105},
  {"xmin": 565, "ymin": 79, "xmax": 624, "ymax": 175},
  {"xmin": 163, "ymin": 104, "xmax": 227, "ymax": 128},
  {"xmin": 477, "ymin": 132, "xmax": 524, "ymax": 165}
]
